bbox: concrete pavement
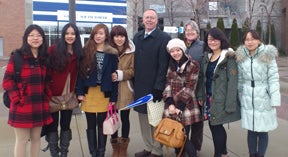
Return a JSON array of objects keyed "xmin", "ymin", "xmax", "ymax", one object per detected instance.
[{"xmin": 0, "ymin": 57, "xmax": 288, "ymax": 157}]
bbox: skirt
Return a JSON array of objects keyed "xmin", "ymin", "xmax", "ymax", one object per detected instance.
[{"xmin": 81, "ymin": 86, "xmax": 109, "ymax": 113}]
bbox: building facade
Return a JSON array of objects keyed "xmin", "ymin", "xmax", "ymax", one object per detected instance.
[
  {"xmin": 0, "ymin": 0, "xmax": 286, "ymax": 56},
  {"xmin": 0, "ymin": 0, "xmax": 31, "ymax": 57},
  {"xmin": 0, "ymin": 0, "xmax": 127, "ymax": 57}
]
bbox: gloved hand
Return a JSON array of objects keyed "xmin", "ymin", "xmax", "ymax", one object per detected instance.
[
  {"xmin": 177, "ymin": 101, "xmax": 186, "ymax": 111},
  {"xmin": 152, "ymin": 89, "xmax": 163, "ymax": 102}
]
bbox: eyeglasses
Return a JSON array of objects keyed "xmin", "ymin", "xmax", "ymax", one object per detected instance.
[
  {"xmin": 28, "ymin": 34, "xmax": 42, "ymax": 38},
  {"xmin": 185, "ymin": 29, "xmax": 197, "ymax": 34}
]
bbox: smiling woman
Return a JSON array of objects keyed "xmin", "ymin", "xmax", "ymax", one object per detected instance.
[
  {"xmin": 46, "ymin": 23, "xmax": 83, "ymax": 157},
  {"xmin": 2, "ymin": 24, "xmax": 52, "ymax": 157}
]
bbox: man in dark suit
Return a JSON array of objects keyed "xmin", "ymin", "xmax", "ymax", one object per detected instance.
[{"xmin": 133, "ymin": 9, "xmax": 171, "ymax": 157}]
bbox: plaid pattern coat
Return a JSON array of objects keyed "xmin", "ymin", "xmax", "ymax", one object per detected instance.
[
  {"xmin": 163, "ymin": 57, "xmax": 201, "ymax": 125},
  {"xmin": 2, "ymin": 53, "xmax": 53, "ymax": 128}
]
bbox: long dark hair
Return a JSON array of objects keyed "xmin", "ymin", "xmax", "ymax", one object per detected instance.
[
  {"xmin": 204, "ymin": 27, "xmax": 230, "ymax": 52},
  {"xmin": 49, "ymin": 23, "xmax": 83, "ymax": 71},
  {"xmin": 20, "ymin": 24, "xmax": 48, "ymax": 64},
  {"xmin": 110, "ymin": 25, "xmax": 130, "ymax": 56},
  {"xmin": 80, "ymin": 23, "xmax": 110, "ymax": 78}
]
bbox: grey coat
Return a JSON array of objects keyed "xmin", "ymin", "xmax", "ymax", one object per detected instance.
[
  {"xmin": 186, "ymin": 39, "xmax": 204, "ymax": 64},
  {"xmin": 197, "ymin": 49, "xmax": 241, "ymax": 125},
  {"xmin": 133, "ymin": 28, "xmax": 171, "ymax": 113}
]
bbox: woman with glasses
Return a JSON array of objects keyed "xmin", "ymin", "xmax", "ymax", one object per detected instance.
[
  {"xmin": 197, "ymin": 27, "xmax": 241, "ymax": 157},
  {"xmin": 2, "ymin": 24, "xmax": 53, "ymax": 157},
  {"xmin": 183, "ymin": 20, "xmax": 204, "ymax": 156}
]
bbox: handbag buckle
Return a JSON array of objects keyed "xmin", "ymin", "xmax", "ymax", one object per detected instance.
[{"xmin": 60, "ymin": 102, "xmax": 67, "ymax": 110}]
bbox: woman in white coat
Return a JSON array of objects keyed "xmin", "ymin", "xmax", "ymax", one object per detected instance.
[{"xmin": 236, "ymin": 30, "xmax": 281, "ymax": 157}]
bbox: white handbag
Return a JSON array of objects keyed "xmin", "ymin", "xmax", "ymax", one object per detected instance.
[
  {"xmin": 147, "ymin": 100, "xmax": 165, "ymax": 127},
  {"xmin": 103, "ymin": 104, "xmax": 122, "ymax": 135}
]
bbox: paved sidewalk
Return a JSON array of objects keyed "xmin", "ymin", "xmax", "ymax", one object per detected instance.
[
  {"xmin": 0, "ymin": 57, "xmax": 288, "ymax": 157},
  {"xmin": 0, "ymin": 109, "xmax": 287, "ymax": 157}
]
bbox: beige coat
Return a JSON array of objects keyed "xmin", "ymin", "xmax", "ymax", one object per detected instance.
[{"xmin": 115, "ymin": 40, "xmax": 135, "ymax": 109}]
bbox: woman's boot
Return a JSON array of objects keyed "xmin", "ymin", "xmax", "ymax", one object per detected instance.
[
  {"xmin": 46, "ymin": 132, "xmax": 60, "ymax": 157},
  {"xmin": 118, "ymin": 137, "xmax": 130, "ymax": 157},
  {"xmin": 87, "ymin": 129, "xmax": 97, "ymax": 157},
  {"xmin": 60, "ymin": 129, "xmax": 72, "ymax": 157},
  {"xmin": 249, "ymin": 153, "xmax": 257, "ymax": 157},
  {"xmin": 96, "ymin": 127, "xmax": 107, "ymax": 157},
  {"xmin": 110, "ymin": 138, "xmax": 119, "ymax": 157}
]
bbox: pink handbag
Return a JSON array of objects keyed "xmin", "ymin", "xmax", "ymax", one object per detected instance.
[{"xmin": 103, "ymin": 103, "xmax": 122, "ymax": 135}]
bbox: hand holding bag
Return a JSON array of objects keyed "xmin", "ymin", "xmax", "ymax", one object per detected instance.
[
  {"xmin": 103, "ymin": 103, "xmax": 122, "ymax": 135},
  {"xmin": 147, "ymin": 100, "xmax": 164, "ymax": 127}
]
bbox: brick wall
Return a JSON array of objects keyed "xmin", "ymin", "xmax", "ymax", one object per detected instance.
[{"xmin": 0, "ymin": 0, "xmax": 26, "ymax": 57}]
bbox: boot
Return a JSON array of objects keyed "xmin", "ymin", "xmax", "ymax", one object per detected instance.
[
  {"xmin": 118, "ymin": 137, "xmax": 129, "ymax": 157},
  {"xmin": 96, "ymin": 127, "xmax": 107, "ymax": 157},
  {"xmin": 249, "ymin": 153, "xmax": 257, "ymax": 157},
  {"xmin": 46, "ymin": 132, "xmax": 60, "ymax": 157},
  {"xmin": 60, "ymin": 129, "xmax": 72, "ymax": 157},
  {"xmin": 110, "ymin": 138, "xmax": 119, "ymax": 157},
  {"xmin": 87, "ymin": 129, "xmax": 97, "ymax": 157}
]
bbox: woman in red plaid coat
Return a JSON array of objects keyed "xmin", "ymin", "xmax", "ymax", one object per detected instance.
[
  {"xmin": 162, "ymin": 38, "xmax": 201, "ymax": 157},
  {"xmin": 2, "ymin": 24, "xmax": 53, "ymax": 157}
]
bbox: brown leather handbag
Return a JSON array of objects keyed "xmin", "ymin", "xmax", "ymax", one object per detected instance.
[
  {"xmin": 154, "ymin": 117, "xmax": 186, "ymax": 148},
  {"xmin": 49, "ymin": 92, "xmax": 79, "ymax": 113},
  {"xmin": 49, "ymin": 73, "xmax": 79, "ymax": 113}
]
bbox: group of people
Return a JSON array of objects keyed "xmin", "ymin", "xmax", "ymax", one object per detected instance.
[{"xmin": 2, "ymin": 8, "xmax": 280, "ymax": 157}]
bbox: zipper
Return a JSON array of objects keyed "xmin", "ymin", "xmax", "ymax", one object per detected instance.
[{"xmin": 250, "ymin": 57, "xmax": 255, "ymax": 131}]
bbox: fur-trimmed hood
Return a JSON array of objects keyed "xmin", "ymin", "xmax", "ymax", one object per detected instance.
[
  {"xmin": 124, "ymin": 39, "xmax": 135, "ymax": 54},
  {"xmin": 103, "ymin": 43, "xmax": 118, "ymax": 55},
  {"xmin": 235, "ymin": 44, "xmax": 278, "ymax": 64}
]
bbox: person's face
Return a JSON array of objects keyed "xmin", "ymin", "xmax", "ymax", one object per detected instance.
[
  {"xmin": 65, "ymin": 26, "xmax": 76, "ymax": 45},
  {"xmin": 185, "ymin": 24, "xmax": 198, "ymax": 41},
  {"xmin": 27, "ymin": 29, "xmax": 43, "ymax": 49},
  {"xmin": 207, "ymin": 35, "xmax": 221, "ymax": 52},
  {"xmin": 113, "ymin": 35, "xmax": 125, "ymax": 48},
  {"xmin": 169, "ymin": 47, "xmax": 183, "ymax": 62},
  {"xmin": 93, "ymin": 28, "xmax": 106, "ymax": 44},
  {"xmin": 143, "ymin": 10, "xmax": 158, "ymax": 32},
  {"xmin": 244, "ymin": 32, "xmax": 261, "ymax": 52}
]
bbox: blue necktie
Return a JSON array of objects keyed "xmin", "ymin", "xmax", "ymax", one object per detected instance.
[{"xmin": 144, "ymin": 33, "xmax": 148, "ymax": 38}]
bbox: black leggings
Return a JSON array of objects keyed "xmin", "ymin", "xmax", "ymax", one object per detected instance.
[
  {"xmin": 175, "ymin": 125, "xmax": 197, "ymax": 157},
  {"xmin": 209, "ymin": 122, "xmax": 228, "ymax": 157},
  {"xmin": 47, "ymin": 110, "xmax": 73, "ymax": 132},
  {"xmin": 85, "ymin": 112, "xmax": 106, "ymax": 130},
  {"xmin": 111, "ymin": 109, "xmax": 130, "ymax": 138}
]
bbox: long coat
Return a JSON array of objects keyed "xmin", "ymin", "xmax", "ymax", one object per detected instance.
[
  {"xmin": 133, "ymin": 28, "xmax": 171, "ymax": 113},
  {"xmin": 2, "ymin": 52, "xmax": 53, "ymax": 128},
  {"xmin": 162, "ymin": 56, "xmax": 201, "ymax": 126},
  {"xmin": 115, "ymin": 40, "xmax": 135, "ymax": 109},
  {"xmin": 236, "ymin": 44, "xmax": 280, "ymax": 132},
  {"xmin": 197, "ymin": 49, "xmax": 241, "ymax": 125},
  {"xmin": 48, "ymin": 45, "xmax": 78, "ymax": 96}
]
